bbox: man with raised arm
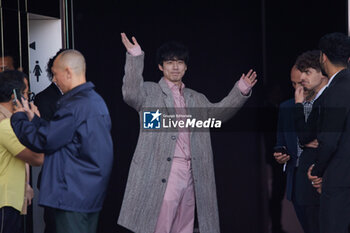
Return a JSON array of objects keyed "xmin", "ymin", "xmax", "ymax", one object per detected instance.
[{"xmin": 118, "ymin": 33, "xmax": 257, "ymax": 233}]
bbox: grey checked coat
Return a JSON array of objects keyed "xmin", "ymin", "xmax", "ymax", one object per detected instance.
[{"xmin": 117, "ymin": 53, "xmax": 250, "ymax": 233}]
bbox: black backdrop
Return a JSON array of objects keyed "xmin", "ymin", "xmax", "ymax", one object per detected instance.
[
  {"xmin": 264, "ymin": 0, "xmax": 348, "ymax": 98},
  {"xmin": 70, "ymin": 0, "xmax": 347, "ymax": 232},
  {"xmin": 72, "ymin": 1, "xmax": 265, "ymax": 232},
  {"xmin": 3, "ymin": 0, "xmax": 347, "ymax": 232}
]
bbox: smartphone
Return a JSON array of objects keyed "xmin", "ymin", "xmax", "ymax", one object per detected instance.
[
  {"xmin": 13, "ymin": 88, "xmax": 23, "ymax": 106},
  {"xmin": 273, "ymin": 146, "xmax": 288, "ymax": 155}
]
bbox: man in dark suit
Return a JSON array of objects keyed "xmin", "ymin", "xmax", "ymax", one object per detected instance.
[
  {"xmin": 270, "ymin": 66, "xmax": 301, "ymax": 233},
  {"xmin": 308, "ymin": 32, "xmax": 350, "ymax": 233},
  {"xmin": 34, "ymin": 49, "xmax": 64, "ymax": 120},
  {"xmin": 292, "ymin": 50, "xmax": 328, "ymax": 233},
  {"xmin": 273, "ymin": 66, "xmax": 303, "ymax": 229},
  {"xmin": 274, "ymin": 54, "xmax": 326, "ymax": 233},
  {"xmin": 34, "ymin": 49, "xmax": 65, "ymax": 233}
]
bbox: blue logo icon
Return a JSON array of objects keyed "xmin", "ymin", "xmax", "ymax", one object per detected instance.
[{"xmin": 143, "ymin": 110, "xmax": 162, "ymax": 129}]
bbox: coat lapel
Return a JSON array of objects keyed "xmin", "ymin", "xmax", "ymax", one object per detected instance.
[
  {"xmin": 184, "ymin": 88, "xmax": 194, "ymax": 114},
  {"xmin": 158, "ymin": 78, "xmax": 175, "ymax": 116},
  {"xmin": 184, "ymin": 88, "xmax": 194, "ymax": 137},
  {"xmin": 158, "ymin": 78, "xmax": 195, "ymax": 135}
]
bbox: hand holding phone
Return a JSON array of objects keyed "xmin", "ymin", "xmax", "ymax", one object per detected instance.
[
  {"xmin": 13, "ymin": 88, "xmax": 24, "ymax": 106},
  {"xmin": 273, "ymin": 146, "xmax": 290, "ymax": 168},
  {"xmin": 12, "ymin": 89, "xmax": 37, "ymax": 120},
  {"xmin": 273, "ymin": 146, "xmax": 288, "ymax": 155}
]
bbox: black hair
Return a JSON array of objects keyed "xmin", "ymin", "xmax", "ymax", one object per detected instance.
[
  {"xmin": 46, "ymin": 48, "xmax": 68, "ymax": 81},
  {"xmin": 0, "ymin": 51, "xmax": 19, "ymax": 70},
  {"xmin": 0, "ymin": 70, "xmax": 26, "ymax": 102},
  {"xmin": 156, "ymin": 41, "xmax": 189, "ymax": 66},
  {"xmin": 295, "ymin": 50, "xmax": 322, "ymax": 72},
  {"xmin": 318, "ymin": 32, "xmax": 350, "ymax": 67}
]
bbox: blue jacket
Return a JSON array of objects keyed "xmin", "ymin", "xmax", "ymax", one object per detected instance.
[
  {"xmin": 276, "ymin": 98, "xmax": 298, "ymax": 201},
  {"xmin": 11, "ymin": 82, "xmax": 113, "ymax": 213}
]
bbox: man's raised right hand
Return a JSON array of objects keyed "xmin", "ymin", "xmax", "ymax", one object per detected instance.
[{"xmin": 121, "ymin": 32, "xmax": 142, "ymax": 56}]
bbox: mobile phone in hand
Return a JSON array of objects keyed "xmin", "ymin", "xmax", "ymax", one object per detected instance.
[
  {"xmin": 13, "ymin": 88, "xmax": 23, "ymax": 106},
  {"xmin": 273, "ymin": 146, "xmax": 289, "ymax": 171},
  {"xmin": 273, "ymin": 146, "xmax": 288, "ymax": 155}
]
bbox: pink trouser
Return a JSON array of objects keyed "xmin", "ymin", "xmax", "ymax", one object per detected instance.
[{"xmin": 154, "ymin": 159, "xmax": 195, "ymax": 233}]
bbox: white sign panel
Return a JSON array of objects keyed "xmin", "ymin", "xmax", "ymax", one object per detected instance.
[
  {"xmin": 29, "ymin": 19, "xmax": 62, "ymax": 95},
  {"xmin": 28, "ymin": 17, "xmax": 62, "ymax": 233}
]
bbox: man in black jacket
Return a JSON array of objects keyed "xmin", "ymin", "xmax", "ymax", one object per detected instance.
[
  {"xmin": 308, "ymin": 32, "xmax": 350, "ymax": 233},
  {"xmin": 292, "ymin": 50, "xmax": 328, "ymax": 233},
  {"xmin": 274, "ymin": 51, "xmax": 328, "ymax": 233},
  {"xmin": 34, "ymin": 49, "xmax": 66, "ymax": 121}
]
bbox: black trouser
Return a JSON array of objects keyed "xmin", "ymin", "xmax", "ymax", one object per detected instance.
[
  {"xmin": 292, "ymin": 167, "xmax": 320, "ymax": 233},
  {"xmin": 292, "ymin": 203, "xmax": 320, "ymax": 233},
  {"xmin": 0, "ymin": 206, "xmax": 23, "ymax": 233},
  {"xmin": 320, "ymin": 187, "xmax": 350, "ymax": 233}
]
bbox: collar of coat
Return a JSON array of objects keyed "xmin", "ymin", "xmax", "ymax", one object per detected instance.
[
  {"xmin": 158, "ymin": 77, "xmax": 195, "ymax": 117},
  {"xmin": 159, "ymin": 78, "xmax": 193, "ymax": 103}
]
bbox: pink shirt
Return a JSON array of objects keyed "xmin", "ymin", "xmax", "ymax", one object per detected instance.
[{"xmin": 164, "ymin": 78, "xmax": 191, "ymax": 160}]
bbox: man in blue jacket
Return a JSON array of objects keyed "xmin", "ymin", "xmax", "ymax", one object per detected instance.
[{"xmin": 10, "ymin": 50, "xmax": 113, "ymax": 233}]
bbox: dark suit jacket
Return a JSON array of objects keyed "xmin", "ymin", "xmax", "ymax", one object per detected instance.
[
  {"xmin": 33, "ymin": 82, "xmax": 62, "ymax": 189},
  {"xmin": 34, "ymin": 83, "xmax": 62, "ymax": 121},
  {"xmin": 276, "ymin": 98, "xmax": 298, "ymax": 201},
  {"xmin": 294, "ymin": 96, "xmax": 324, "ymax": 171},
  {"xmin": 293, "ymin": 99, "xmax": 323, "ymax": 205},
  {"xmin": 311, "ymin": 68, "xmax": 350, "ymax": 188}
]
